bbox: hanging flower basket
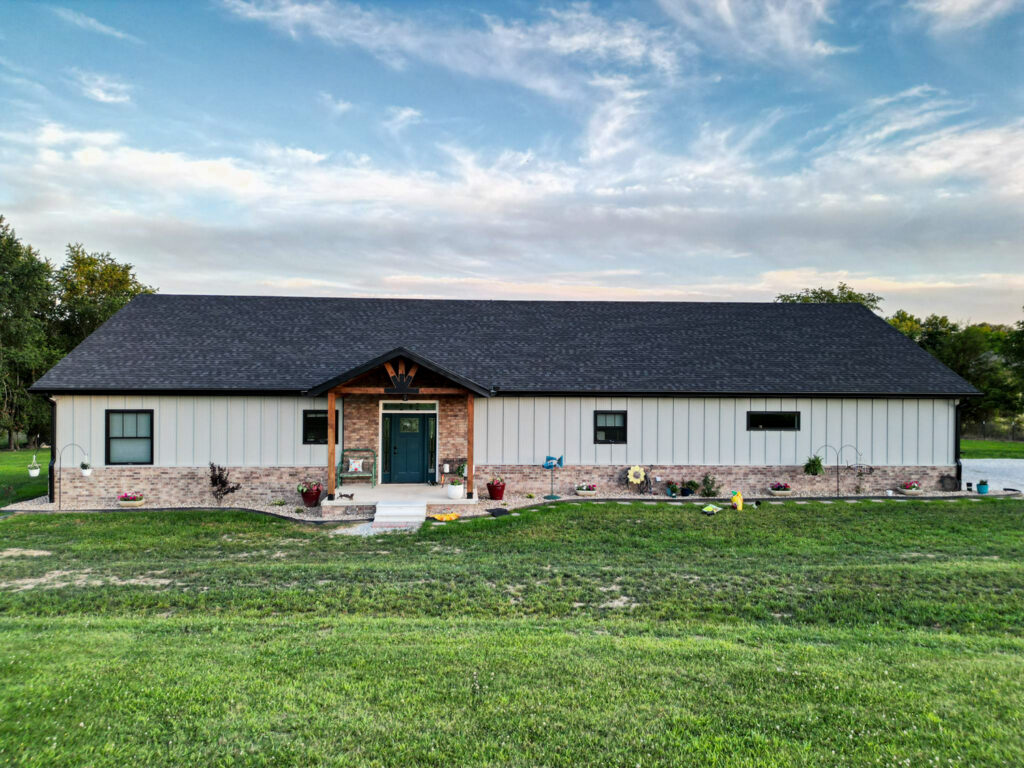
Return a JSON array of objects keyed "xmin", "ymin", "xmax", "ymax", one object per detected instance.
[
  {"xmin": 27, "ymin": 455, "xmax": 41, "ymax": 478},
  {"xmin": 80, "ymin": 460, "xmax": 92, "ymax": 477}
]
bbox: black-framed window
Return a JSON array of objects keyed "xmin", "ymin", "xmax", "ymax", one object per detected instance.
[
  {"xmin": 746, "ymin": 411, "xmax": 801, "ymax": 431},
  {"xmin": 594, "ymin": 410, "xmax": 627, "ymax": 444},
  {"xmin": 302, "ymin": 410, "xmax": 339, "ymax": 444},
  {"xmin": 106, "ymin": 410, "xmax": 153, "ymax": 465}
]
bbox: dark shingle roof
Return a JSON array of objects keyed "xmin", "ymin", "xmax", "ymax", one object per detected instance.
[{"xmin": 30, "ymin": 295, "xmax": 978, "ymax": 397}]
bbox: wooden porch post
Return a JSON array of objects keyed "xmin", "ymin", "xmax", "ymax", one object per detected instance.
[
  {"xmin": 466, "ymin": 393, "xmax": 475, "ymax": 498},
  {"xmin": 327, "ymin": 390, "xmax": 337, "ymax": 499}
]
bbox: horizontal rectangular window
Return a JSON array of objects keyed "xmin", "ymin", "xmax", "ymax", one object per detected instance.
[
  {"xmin": 382, "ymin": 402, "xmax": 437, "ymax": 411},
  {"xmin": 594, "ymin": 410, "xmax": 627, "ymax": 444},
  {"xmin": 106, "ymin": 410, "xmax": 153, "ymax": 465},
  {"xmin": 747, "ymin": 411, "xmax": 801, "ymax": 431},
  {"xmin": 302, "ymin": 410, "xmax": 340, "ymax": 444}
]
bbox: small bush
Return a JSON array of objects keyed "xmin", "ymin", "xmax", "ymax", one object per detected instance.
[
  {"xmin": 270, "ymin": 499, "xmax": 286, "ymax": 507},
  {"xmin": 209, "ymin": 463, "xmax": 241, "ymax": 506},
  {"xmin": 699, "ymin": 473, "xmax": 720, "ymax": 497}
]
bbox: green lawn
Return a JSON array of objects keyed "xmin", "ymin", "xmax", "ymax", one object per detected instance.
[
  {"xmin": 0, "ymin": 448, "xmax": 49, "ymax": 508},
  {"xmin": 962, "ymin": 438, "xmax": 1024, "ymax": 459},
  {"xmin": 1, "ymin": 500, "xmax": 1023, "ymax": 766}
]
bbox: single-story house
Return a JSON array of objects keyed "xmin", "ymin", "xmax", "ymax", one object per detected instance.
[{"xmin": 30, "ymin": 295, "xmax": 977, "ymax": 507}]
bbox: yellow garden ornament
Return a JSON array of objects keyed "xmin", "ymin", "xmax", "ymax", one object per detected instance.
[{"xmin": 627, "ymin": 465, "xmax": 646, "ymax": 485}]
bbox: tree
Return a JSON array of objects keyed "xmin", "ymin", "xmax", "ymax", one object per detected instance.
[
  {"xmin": 0, "ymin": 217, "xmax": 55, "ymax": 449},
  {"xmin": 50, "ymin": 244, "xmax": 154, "ymax": 351},
  {"xmin": 774, "ymin": 281, "xmax": 883, "ymax": 312},
  {"xmin": 887, "ymin": 309, "xmax": 923, "ymax": 342}
]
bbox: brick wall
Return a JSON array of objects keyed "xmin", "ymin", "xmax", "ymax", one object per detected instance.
[
  {"xmin": 476, "ymin": 463, "xmax": 956, "ymax": 497},
  {"xmin": 56, "ymin": 465, "xmax": 328, "ymax": 509}
]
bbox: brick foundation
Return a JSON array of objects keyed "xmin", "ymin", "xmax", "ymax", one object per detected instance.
[
  {"xmin": 55, "ymin": 466, "xmax": 329, "ymax": 509},
  {"xmin": 476, "ymin": 464, "xmax": 957, "ymax": 497}
]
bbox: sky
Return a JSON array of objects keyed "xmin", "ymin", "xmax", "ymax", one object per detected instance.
[{"xmin": 0, "ymin": 0, "xmax": 1022, "ymax": 322}]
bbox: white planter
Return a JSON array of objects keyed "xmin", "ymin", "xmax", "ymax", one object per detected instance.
[
  {"xmin": 575, "ymin": 489, "xmax": 597, "ymax": 497},
  {"xmin": 899, "ymin": 488, "xmax": 922, "ymax": 496},
  {"xmin": 118, "ymin": 499, "xmax": 145, "ymax": 508},
  {"xmin": 446, "ymin": 485, "xmax": 464, "ymax": 500},
  {"xmin": 80, "ymin": 468, "xmax": 92, "ymax": 477},
  {"xmin": 28, "ymin": 467, "xmax": 40, "ymax": 477},
  {"xmin": 768, "ymin": 489, "xmax": 793, "ymax": 496}
]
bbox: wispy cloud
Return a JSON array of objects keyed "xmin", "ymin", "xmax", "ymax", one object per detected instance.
[
  {"xmin": 69, "ymin": 70, "xmax": 133, "ymax": 104},
  {"xmin": 911, "ymin": 0, "xmax": 1024, "ymax": 30},
  {"xmin": 52, "ymin": 7, "xmax": 143, "ymax": 44},
  {"xmin": 382, "ymin": 106, "xmax": 422, "ymax": 137},
  {"xmin": 657, "ymin": 0, "xmax": 854, "ymax": 62},
  {"xmin": 318, "ymin": 91, "xmax": 352, "ymax": 115},
  {"xmin": 221, "ymin": 0, "xmax": 681, "ymax": 100}
]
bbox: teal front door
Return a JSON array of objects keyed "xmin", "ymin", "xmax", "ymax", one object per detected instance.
[{"xmin": 391, "ymin": 414, "xmax": 427, "ymax": 483}]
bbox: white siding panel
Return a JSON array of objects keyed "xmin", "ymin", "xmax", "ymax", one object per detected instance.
[
  {"xmin": 564, "ymin": 398, "xmax": 581, "ymax": 466},
  {"xmin": 549, "ymin": 398, "xmax": 566, "ymax": 461},
  {"xmin": 157, "ymin": 397, "xmax": 177, "ymax": 466},
  {"xmin": 672, "ymin": 399, "xmax": 688, "ymax": 464},
  {"xmin": 641, "ymin": 398, "xmax": 658, "ymax": 464},
  {"xmin": 688, "ymin": 399, "xmax": 705, "ymax": 465},
  {"xmin": 822, "ymin": 400, "xmax": 841, "ymax": 465},
  {"xmin": 625, "ymin": 398, "xmax": 642, "ymax": 464},
  {"xmin": 658, "ymin": 398, "xmax": 676, "ymax": 465},
  {"xmin": 749, "ymin": 398, "xmax": 766, "ymax": 465},
  {"xmin": 887, "ymin": 400, "xmax": 902, "ymax": 467},
  {"xmin": 901, "ymin": 400, "xmax": 918, "ymax": 466},
  {"xmin": 518, "ymin": 398, "xmax": 535, "ymax": 465},
  {"xmin": 917, "ymin": 399, "xmax": 933, "ymax": 466},
  {"xmin": 794, "ymin": 398, "xmax": 811, "ymax": 464},
  {"xmin": 841, "ymin": 399, "xmax": 858, "ymax": 464},
  {"xmin": 780, "ymin": 398, "xmax": 798, "ymax": 465},
  {"xmin": 278, "ymin": 398, "xmax": 296, "ymax": 467},
  {"xmin": 704, "ymin": 398, "xmax": 721, "ymax": 465},
  {"xmin": 502, "ymin": 398, "xmax": 519, "ymax": 465},
  {"xmin": 486, "ymin": 397, "xmax": 503, "ymax": 464},
  {"xmin": 534, "ymin": 398, "xmax": 550, "ymax": 462},
  {"xmin": 763, "ymin": 399, "xmax": 782, "ymax": 465},
  {"xmin": 809, "ymin": 399, "xmax": 827, "ymax": 462},
  {"xmin": 855, "ymin": 399, "xmax": 872, "ymax": 465},
  {"xmin": 580, "ymin": 397, "xmax": 598, "ymax": 464},
  {"xmin": 73, "ymin": 396, "xmax": 92, "ymax": 465},
  {"xmin": 733, "ymin": 399, "xmax": 750, "ymax": 465},
  {"xmin": 871, "ymin": 400, "xmax": 887, "ymax": 465},
  {"xmin": 89, "ymin": 395, "xmax": 106, "ymax": 465},
  {"xmin": 933, "ymin": 400, "xmax": 951, "ymax": 464}
]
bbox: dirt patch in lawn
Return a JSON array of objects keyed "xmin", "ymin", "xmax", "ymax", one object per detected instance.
[{"xmin": 0, "ymin": 548, "xmax": 52, "ymax": 558}]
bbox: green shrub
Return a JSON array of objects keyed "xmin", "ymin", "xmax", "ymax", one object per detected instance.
[
  {"xmin": 699, "ymin": 473, "xmax": 720, "ymax": 497},
  {"xmin": 804, "ymin": 455, "xmax": 825, "ymax": 476}
]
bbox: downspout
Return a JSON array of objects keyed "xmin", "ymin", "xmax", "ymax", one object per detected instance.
[
  {"xmin": 47, "ymin": 397, "xmax": 56, "ymax": 502},
  {"xmin": 954, "ymin": 399, "xmax": 963, "ymax": 490}
]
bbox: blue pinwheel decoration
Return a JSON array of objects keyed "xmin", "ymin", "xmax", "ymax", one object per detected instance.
[{"xmin": 543, "ymin": 455, "xmax": 563, "ymax": 499}]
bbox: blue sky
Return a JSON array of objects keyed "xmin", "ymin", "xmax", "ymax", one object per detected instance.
[{"xmin": 1, "ymin": 0, "xmax": 1022, "ymax": 321}]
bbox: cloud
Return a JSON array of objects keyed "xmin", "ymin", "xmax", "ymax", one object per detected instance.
[
  {"xmin": 382, "ymin": 106, "xmax": 422, "ymax": 137},
  {"xmin": 911, "ymin": 0, "xmax": 1024, "ymax": 30},
  {"xmin": 69, "ymin": 70, "xmax": 133, "ymax": 104},
  {"xmin": 221, "ymin": 0, "xmax": 681, "ymax": 100},
  {"xmin": 318, "ymin": 91, "xmax": 352, "ymax": 115},
  {"xmin": 3, "ymin": 77, "xmax": 1024, "ymax": 324},
  {"xmin": 657, "ymin": 0, "xmax": 854, "ymax": 62},
  {"xmin": 51, "ymin": 7, "xmax": 143, "ymax": 44}
]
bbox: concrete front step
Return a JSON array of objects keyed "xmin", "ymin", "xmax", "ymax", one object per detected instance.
[{"xmin": 372, "ymin": 501, "xmax": 427, "ymax": 529}]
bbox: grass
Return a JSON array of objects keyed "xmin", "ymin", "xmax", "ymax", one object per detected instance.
[
  {"xmin": 0, "ymin": 448, "xmax": 49, "ymax": 508},
  {"xmin": 961, "ymin": 438, "xmax": 1024, "ymax": 459},
  {"xmin": 1, "ymin": 499, "xmax": 1023, "ymax": 765}
]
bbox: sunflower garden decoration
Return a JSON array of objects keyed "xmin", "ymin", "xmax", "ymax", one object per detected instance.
[{"xmin": 627, "ymin": 465, "xmax": 646, "ymax": 485}]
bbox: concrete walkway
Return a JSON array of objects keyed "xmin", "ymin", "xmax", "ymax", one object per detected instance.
[{"xmin": 961, "ymin": 459, "xmax": 1024, "ymax": 491}]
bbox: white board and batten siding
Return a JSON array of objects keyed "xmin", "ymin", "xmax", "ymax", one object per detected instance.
[
  {"xmin": 473, "ymin": 396, "xmax": 956, "ymax": 467},
  {"xmin": 55, "ymin": 395, "xmax": 337, "ymax": 468}
]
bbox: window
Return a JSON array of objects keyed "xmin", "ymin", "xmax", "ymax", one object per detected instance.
[
  {"xmin": 382, "ymin": 402, "xmax": 437, "ymax": 411},
  {"xmin": 594, "ymin": 410, "xmax": 627, "ymax": 444},
  {"xmin": 746, "ymin": 411, "xmax": 801, "ymax": 431},
  {"xmin": 302, "ymin": 410, "xmax": 340, "ymax": 444},
  {"xmin": 106, "ymin": 410, "xmax": 153, "ymax": 465}
]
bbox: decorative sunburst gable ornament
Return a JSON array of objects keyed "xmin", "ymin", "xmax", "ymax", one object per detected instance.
[{"xmin": 627, "ymin": 465, "xmax": 646, "ymax": 485}]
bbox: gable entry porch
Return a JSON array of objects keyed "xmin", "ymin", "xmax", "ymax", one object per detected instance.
[{"xmin": 308, "ymin": 349, "xmax": 490, "ymax": 512}]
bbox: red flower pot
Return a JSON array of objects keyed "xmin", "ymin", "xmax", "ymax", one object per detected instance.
[
  {"xmin": 301, "ymin": 489, "xmax": 322, "ymax": 508},
  {"xmin": 487, "ymin": 482, "xmax": 505, "ymax": 501}
]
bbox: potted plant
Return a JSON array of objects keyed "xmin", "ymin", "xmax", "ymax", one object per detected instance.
[
  {"xmin": 27, "ymin": 455, "xmax": 40, "ymax": 478},
  {"xmin": 977, "ymin": 479, "xmax": 989, "ymax": 495},
  {"xmin": 803, "ymin": 455, "xmax": 824, "ymax": 476},
  {"xmin": 117, "ymin": 491, "xmax": 145, "ymax": 508},
  {"xmin": 681, "ymin": 480, "xmax": 699, "ymax": 497},
  {"xmin": 899, "ymin": 480, "xmax": 922, "ymax": 496},
  {"xmin": 80, "ymin": 458, "xmax": 92, "ymax": 477},
  {"xmin": 575, "ymin": 483, "xmax": 597, "ymax": 497},
  {"xmin": 666, "ymin": 481, "xmax": 679, "ymax": 497},
  {"xmin": 457, "ymin": 462, "xmax": 467, "ymax": 477},
  {"xmin": 768, "ymin": 482, "xmax": 793, "ymax": 497},
  {"xmin": 447, "ymin": 478, "xmax": 464, "ymax": 499},
  {"xmin": 487, "ymin": 476, "xmax": 506, "ymax": 501},
  {"xmin": 297, "ymin": 480, "xmax": 323, "ymax": 508}
]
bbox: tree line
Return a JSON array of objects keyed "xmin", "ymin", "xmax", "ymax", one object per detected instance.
[
  {"xmin": 776, "ymin": 283, "xmax": 1024, "ymax": 431},
  {"xmin": 1, "ymin": 216, "xmax": 153, "ymax": 449}
]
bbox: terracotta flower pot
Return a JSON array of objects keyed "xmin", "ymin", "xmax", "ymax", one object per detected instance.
[
  {"xmin": 487, "ymin": 482, "xmax": 505, "ymax": 501},
  {"xmin": 301, "ymin": 489, "xmax": 322, "ymax": 507}
]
